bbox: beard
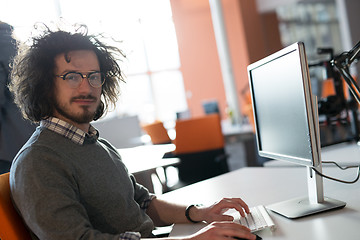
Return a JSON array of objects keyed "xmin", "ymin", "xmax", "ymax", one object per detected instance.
[{"xmin": 53, "ymin": 95, "xmax": 100, "ymax": 124}]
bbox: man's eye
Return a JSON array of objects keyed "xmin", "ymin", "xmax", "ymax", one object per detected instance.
[
  {"xmin": 89, "ymin": 73, "xmax": 101, "ymax": 80},
  {"xmin": 90, "ymin": 76, "xmax": 99, "ymax": 81},
  {"xmin": 66, "ymin": 74, "xmax": 78, "ymax": 80}
]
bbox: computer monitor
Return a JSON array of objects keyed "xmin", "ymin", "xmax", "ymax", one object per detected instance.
[
  {"xmin": 202, "ymin": 100, "xmax": 220, "ymax": 115},
  {"xmin": 247, "ymin": 42, "xmax": 346, "ymax": 219}
]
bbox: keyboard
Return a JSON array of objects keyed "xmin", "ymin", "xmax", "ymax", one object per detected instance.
[{"xmin": 230, "ymin": 205, "xmax": 276, "ymax": 232}]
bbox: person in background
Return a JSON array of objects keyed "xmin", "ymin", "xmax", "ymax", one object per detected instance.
[
  {"xmin": 0, "ymin": 21, "xmax": 36, "ymax": 174},
  {"xmin": 9, "ymin": 23, "xmax": 257, "ymax": 240}
]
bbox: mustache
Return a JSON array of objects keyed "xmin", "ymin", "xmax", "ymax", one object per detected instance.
[{"xmin": 71, "ymin": 95, "xmax": 98, "ymax": 102}]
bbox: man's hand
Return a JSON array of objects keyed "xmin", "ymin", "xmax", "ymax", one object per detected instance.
[
  {"xmin": 145, "ymin": 221, "xmax": 256, "ymax": 240},
  {"xmin": 186, "ymin": 221, "xmax": 256, "ymax": 240},
  {"xmin": 188, "ymin": 198, "xmax": 250, "ymax": 223},
  {"xmin": 146, "ymin": 197, "xmax": 256, "ymax": 240}
]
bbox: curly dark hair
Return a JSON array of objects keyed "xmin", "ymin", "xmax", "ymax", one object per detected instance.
[{"xmin": 9, "ymin": 24, "xmax": 125, "ymax": 123}]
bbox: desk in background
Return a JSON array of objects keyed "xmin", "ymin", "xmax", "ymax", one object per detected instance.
[
  {"xmin": 264, "ymin": 142, "xmax": 360, "ymax": 167},
  {"xmin": 221, "ymin": 120, "xmax": 263, "ymax": 168},
  {"xmin": 160, "ymin": 167, "xmax": 360, "ymax": 240},
  {"xmin": 118, "ymin": 144, "xmax": 179, "ymax": 194}
]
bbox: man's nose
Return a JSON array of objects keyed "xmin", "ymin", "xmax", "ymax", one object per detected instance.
[{"xmin": 77, "ymin": 77, "xmax": 93, "ymax": 93}]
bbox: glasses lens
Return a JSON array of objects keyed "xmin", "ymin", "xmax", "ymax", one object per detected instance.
[
  {"xmin": 64, "ymin": 72, "xmax": 82, "ymax": 88},
  {"xmin": 88, "ymin": 72, "xmax": 105, "ymax": 88}
]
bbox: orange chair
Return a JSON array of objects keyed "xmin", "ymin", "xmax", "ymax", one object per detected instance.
[
  {"xmin": 0, "ymin": 172, "xmax": 32, "ymax": 240},
  {"xmin": 174, "ymin": 114, "xmax": 229, "ymax": 184},
  {"xmin": 142, "ymin": 121, "xmax": 172, "ymax": 145}
]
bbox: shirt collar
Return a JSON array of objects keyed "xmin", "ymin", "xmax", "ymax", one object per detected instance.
[{"xmin": 40, "ymin": 117, "xmax": 98, "ymax": 145}]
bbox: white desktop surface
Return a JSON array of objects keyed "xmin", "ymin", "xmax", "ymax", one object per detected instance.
[
  {"xmin": 117, "ymin": 144, "xmax": 176, "ymax": 174},
  {"xmin": 160, "ymin": 167, "xmax": 360, "ymax": 240},
  {"xmin": 321, "ymin": 142, "xmax": 360, "ymax": 163},
  {"xmin": 117, "ymin": 144, "xmax": 178, "ymax": 194},
  {"xmin": 221, "ymin": 120, "xmax": 253, "ymax": 136},
  {"xmin": 264, "ymin": 142, "xmax": 360, "ymax": 167}
]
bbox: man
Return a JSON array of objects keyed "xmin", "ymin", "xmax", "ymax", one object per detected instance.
[
  {"xmin": 9, "ymin": 25, "xmax": 257, "ymax": 240},
  {"xmin": 0, "ymin": 21, "xmax": 36, "ymax": 173}
]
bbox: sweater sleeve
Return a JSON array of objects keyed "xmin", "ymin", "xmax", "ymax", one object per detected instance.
[
  {"xmin": 129, "ymin": 174, "xmax": 156, "ymax": 210},
  {"xmin": 10, "ymin": 146, "xmax": 123, "ymax": 240}
]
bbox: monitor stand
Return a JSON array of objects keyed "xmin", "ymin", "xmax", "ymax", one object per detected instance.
[{"xmin": 267, "ymin": 166, "xmax": 346, "ymax": 219}]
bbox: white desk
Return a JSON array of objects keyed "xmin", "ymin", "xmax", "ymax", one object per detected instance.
[
  {"xmin": 264, "ymin": 142, "xmax": 360, "ymax": 167},
  {"xmin": 118, "ymin": 144, "xmax": 177, "ymax": 174},
  {"xmin": 160, "ymin": 167, "xmax": 360, "ymax": 240},
  {"xmin": 221, "ymin": 120, "xmax": 253, "ymax": 137},
  {"xmin": 118, "ymin": 144, "xmax": 179, "ymax": 194}
]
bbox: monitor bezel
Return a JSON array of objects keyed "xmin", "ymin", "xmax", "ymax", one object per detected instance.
[{"xmin": 247, "ymin": 42, "xmax": 321, "ymax": 168}]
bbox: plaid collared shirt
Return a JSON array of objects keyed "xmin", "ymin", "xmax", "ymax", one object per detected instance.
[{"xmin": 40, "ymin": 117, "xmax": 98, "ymax": 145}]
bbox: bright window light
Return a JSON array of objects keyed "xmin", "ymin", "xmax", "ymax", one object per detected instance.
[{"xmin": 1, "ymin": 0, "xmax": 187, "ymax": 124}]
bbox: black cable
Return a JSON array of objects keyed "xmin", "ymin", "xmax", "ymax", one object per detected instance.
[
  {"xmin": 311, "ymin": 161, "xmax": 360, "ymax": 184},
  {"xmin": 322, "ymin": 161, "xmax": 359, "ymax": 170}
]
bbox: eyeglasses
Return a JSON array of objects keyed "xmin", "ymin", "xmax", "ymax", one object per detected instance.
[{"xmin": 56, "ymin": 71, "xmax": 105, "ymax": 89}]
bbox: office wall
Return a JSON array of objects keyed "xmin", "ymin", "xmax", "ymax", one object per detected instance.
[{"xmin": 169, "ymin": 0, "xmax": 282, "ymax": 120}]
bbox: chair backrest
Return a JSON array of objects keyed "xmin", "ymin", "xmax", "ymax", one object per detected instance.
[
  {"xmin": 0, "ymin": 173, "xmax": 32, "ymax": 240},
  {"xmin": 142, "ymin": 121, "xmax": 172, "ymax": 145},
  {"xmin": 174, "ymin": 114, "xmax": 224, "ymax": 154}
]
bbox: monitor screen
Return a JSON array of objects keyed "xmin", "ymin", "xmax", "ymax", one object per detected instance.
[
  {"xmin": 247, "ymin": 42, "xmax": 346, "ymax": 219},
  {"xmin": 248, "ymin": 42, "xmax": 320, "ymax": 167}
]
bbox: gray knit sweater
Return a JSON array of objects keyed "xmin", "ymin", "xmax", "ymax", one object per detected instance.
[{"xmin": 10, "ymin": 126, "xmax": 154, "ymax": 240}]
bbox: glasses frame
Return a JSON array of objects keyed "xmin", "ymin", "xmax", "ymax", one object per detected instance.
[{"xmin": 56, "ymin": 71, "xmax": 105, "ymax": 88}]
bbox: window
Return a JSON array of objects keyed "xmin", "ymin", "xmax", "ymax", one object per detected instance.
[{"xmin": 2, "ymin": 0, "xmax": 187, "ymax": 124}]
